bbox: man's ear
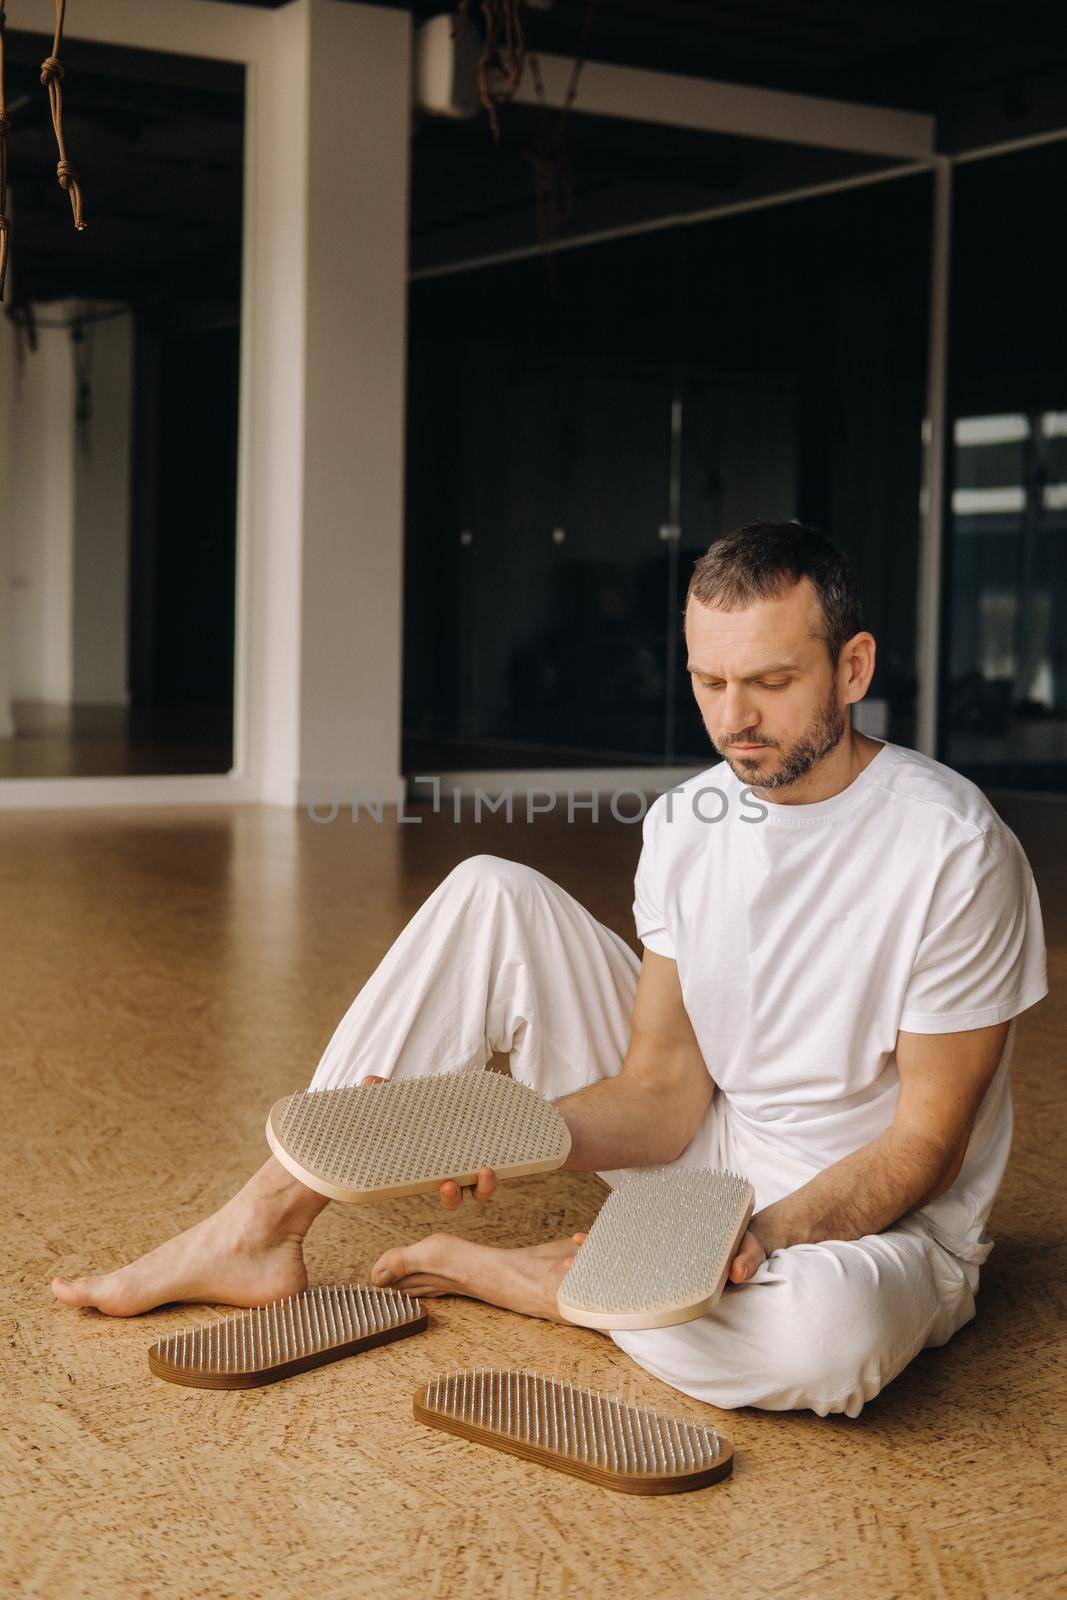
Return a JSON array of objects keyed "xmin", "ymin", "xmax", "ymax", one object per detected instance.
[{"xmin": 840, "ymin": 631, "xmax": 876, "ymax": 704}]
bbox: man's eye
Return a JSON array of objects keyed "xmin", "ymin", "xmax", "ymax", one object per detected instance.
[{"xmin": 760, "ymin": 681, "xmax": 790, "ymax": 690}]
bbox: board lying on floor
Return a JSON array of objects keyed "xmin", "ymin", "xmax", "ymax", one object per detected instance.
[
  {"xmin": 556, "ymin": 1167, "xmax": 755, "ymax": 1331},
  {"xmin": 414, "ymin": 1367, "xmax": 733, "ymax": 1495},
  {"xmin": 266, "ymin": 1071, "xmax": 572, "ymax": 1203},
  {"xmin": 148, "ymin": 1284, "xmax": 426, "ymax": 1389}
]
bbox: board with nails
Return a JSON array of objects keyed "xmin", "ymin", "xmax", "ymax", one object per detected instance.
[
  {"xmin": 414, "ymin": 1367, "xmax": 733, "ymax": 1494},
  {"xmin": 148, "ymin": 1284, "xmax": 426, "ymax": 1390},
  {"xmin": 266, "ymin": 1071, "xmax": 572, "ymax": 1203},
  {"xmin": 557, "ymin": 1168, "xmax": 755, "ymax": 1331}
]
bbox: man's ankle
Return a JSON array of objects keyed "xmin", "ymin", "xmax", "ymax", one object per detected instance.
[{"xmin": 239, "ymin": 1159, "xmax": 328, "ymax": 1231}]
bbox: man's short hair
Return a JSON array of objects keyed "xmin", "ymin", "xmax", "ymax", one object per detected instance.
[{"xmin": 686, "ymin": 520, "xmax": 863, "ymax": 664}]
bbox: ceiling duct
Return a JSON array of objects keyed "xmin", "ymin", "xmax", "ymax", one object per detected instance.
[{"xmin": 414, "ymin": 13, "xmax": 482, "ymax": 120}]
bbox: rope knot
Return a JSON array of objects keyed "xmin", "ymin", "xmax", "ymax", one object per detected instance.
[
  {"xmin": 0, "ymin": 115, "xmax": 10, "ymax": 134},
  {"xmin": 28, "ymin": 5, "xmax": 90, "ymax": 240}
]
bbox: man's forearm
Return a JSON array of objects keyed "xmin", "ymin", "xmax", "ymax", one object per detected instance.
[
  {"xmin": 752, "ymin": 1125, "xmax": 956, "ymax": 1255},
  {"xmin": 555, "ymin": 1069, "xmax": 708, "ymax": 1173}
]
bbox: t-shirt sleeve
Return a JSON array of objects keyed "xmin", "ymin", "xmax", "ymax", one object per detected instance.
[
  {"xmin": 899, "ymin": 827, "xmax": 1047, "ymax": 1034},
  {"xmin": 633, "ymin": 802, "xmax": 677, "ymax": 959}
]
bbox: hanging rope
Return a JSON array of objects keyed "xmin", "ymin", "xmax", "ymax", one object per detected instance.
[
  {"xmin": 457, "ymin": 0, "xmax": 528, "ymax": 143},
  {"xmin": 522, "ymin": 0, "xmax": 597, "ymax": 285},
  {"xmin": 0, "ymin": 1, "xmax": 10, "ymax": 300},
  {"xmin": 455, "ymin": 0, "xmax": 597, "ymax": 285},
  {"xmin": 40, "ymin": 0, "xmax": 86, "ymax": 232}
]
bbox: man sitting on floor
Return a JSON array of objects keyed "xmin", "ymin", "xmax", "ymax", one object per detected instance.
[{"xmin": 53, "ymin": 521, "xmax": 1047, "ymax": 1418}]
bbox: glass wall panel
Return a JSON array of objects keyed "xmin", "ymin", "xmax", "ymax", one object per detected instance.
[
  {"xmin": 405, "ymin": 229, "xmax": 679, "ymax": 770},
  {"xmin": 672, "ymin": 176, "xmax": 933, "ymax": 759},
  {"xmin": 943, "ymin": 142, "xmax": 1067, "ymax": 792},
  {"xmin": 405, "ymin": 174, "xmax": 932, "ymax": 772},
  {"xmin": 0, "ymin": 36, "xmax": 243, "ymax": 778}
]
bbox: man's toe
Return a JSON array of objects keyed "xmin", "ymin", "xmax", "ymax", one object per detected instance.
[
  {"xmin": 372, "ymin": 1249, "xmax": 406, "ymax": 1286},
  {"xmin": 52, "ymin": 1275, "xmax": 94, "ymax": 1307}
]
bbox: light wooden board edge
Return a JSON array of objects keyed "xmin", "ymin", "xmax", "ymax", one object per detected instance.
[
  {"xmin": 265, "ymin": 1098, "xmax": 572, "ymax": 1204},
  {"xmin": 556, "ymin": 1187, "xmax": 755, "ymax": 1331},
  {"xmin": 148, "ymin": 1308, "xmax": 428, "ymax": 1390},
  {"xmin": 413, "ymin": 1387, "xmax": 734, "ymax": 1496}
]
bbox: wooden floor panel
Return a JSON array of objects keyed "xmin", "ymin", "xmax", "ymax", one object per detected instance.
[{"xmin": 2, "ymin": 797, "xmax": 1064, "ymax": 1599}]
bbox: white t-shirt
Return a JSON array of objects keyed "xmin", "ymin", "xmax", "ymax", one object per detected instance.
[{"xmin": 632, "ymin": 740, "xmax": 1047, "ymax": 1262}]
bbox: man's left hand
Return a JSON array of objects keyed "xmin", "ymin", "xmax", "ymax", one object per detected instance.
[{"xmin": 729, "ymin": 1229, "xmax": 767, "ymax": 1284}]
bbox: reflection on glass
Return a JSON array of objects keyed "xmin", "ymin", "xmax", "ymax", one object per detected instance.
[
  {"xmin": 944, "ymin": 142, "xmax": 1067, "ymax": 792},
  {"xmin": 946, "ymin": 411, "xmax": 1067, "ymax": 784},
  {"xmin": 405, "ymin": 230, "xmax": 679, "ymax": 770},
  {"xmin": 0, "ymin": 38, "xmax": 242, "ymax": 778}
]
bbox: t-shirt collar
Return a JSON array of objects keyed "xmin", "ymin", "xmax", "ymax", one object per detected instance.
[{"xmin": 729, "ymin": 739, "xmax": 891, "ymax": 828}]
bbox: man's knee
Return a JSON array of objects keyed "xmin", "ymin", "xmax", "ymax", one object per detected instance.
[
  {"xmin": 760, "ymin": 1288, "xmax": 878, "ymax": 1414},
  {"xmin": 752, "ymin": 1251, "xmax": 871, "ymax": 1410},
  {"xmin": 742, "ymin": 1241, "xmax": 936, "ymax": 1415},
  {"xmin": 444, "ymin": 854, "xmax": 544, "ymax": 898},
  {"xmin": 614, "ymin": 1238, "xmax": 936, "ymax": 1418}
]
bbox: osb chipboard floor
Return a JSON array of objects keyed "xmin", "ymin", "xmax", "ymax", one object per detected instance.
[{"xmin": 1, "ymin": 797, "xmax": 1063, "ymax": 1600}]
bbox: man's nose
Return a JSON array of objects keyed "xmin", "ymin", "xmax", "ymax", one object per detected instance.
[{"xmin": 720, "ymin": 688, "xmax": 760, "ymax": 738}]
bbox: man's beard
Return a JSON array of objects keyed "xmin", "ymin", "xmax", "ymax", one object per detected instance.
[{"xmin": 714, "ymin": 686, "xmax": 846, "ymax": 792}]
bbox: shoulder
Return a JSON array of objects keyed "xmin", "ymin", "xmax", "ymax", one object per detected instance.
[{"xmin": 866, "ymin": 743, "xmax": 1013, "ymax": 854}]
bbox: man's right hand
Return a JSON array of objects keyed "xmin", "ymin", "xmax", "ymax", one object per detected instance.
[
  {"xmin": 361, "ymin": 1076, "xmax": 498, "ymax": 1210},
  {"xmin": 437, "ymin": 1167, "xmax": 497, "ymax": 1210}
]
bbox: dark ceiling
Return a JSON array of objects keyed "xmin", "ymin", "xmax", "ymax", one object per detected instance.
[
  {"xmin": 3, "ymin": 1, "xmax": 1066, "ymax": 305},
  {"xmin": 241, "ymin": 0, "xmax": 1067, "ymax": 114}
]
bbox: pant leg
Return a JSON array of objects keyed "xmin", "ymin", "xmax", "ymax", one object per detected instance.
[
  {"xmin": 611, "ymin": 1218, "xmax": 979, "ymax": 1418},
  {"xmin": 310, "ymin": 854, "xmax": 640, "ymax": 1108}
]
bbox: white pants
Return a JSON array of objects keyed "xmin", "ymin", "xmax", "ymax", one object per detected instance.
[{"xmin": 310, "ymin": 854, "xmax": 979, "ymax": 1418}]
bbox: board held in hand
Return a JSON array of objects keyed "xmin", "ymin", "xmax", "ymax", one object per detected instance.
[
  {"xmin": 266, "ymin": 1070, "xmax": 572, "ymax": 1203},
  {"xmin": 556, "ymin": 1167, "xmax": 755, "ymax": 1331}
]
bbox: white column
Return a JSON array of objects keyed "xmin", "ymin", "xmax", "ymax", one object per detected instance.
[
  {"xmin": 238, "ymin": 0, "xmax": 310, "ymax": 801},
  {"xmin": 296, "ymin": 0, "xmax": 410, "ymax": 805},
  {"xmin": 915, "ymin": 158, "xmax": 952, "ymax": 759},
  {"xmin": 241, "ymin": 0, "xmax": 410, "ymax": 806}
]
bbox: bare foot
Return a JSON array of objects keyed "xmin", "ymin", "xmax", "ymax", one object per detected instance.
[
  {"xmin": 370, "ymin": 1231, "xmax": 588, "ymax": 1322},
  {"xmin": 50, "ymin": 1158, "xmax": 329, "ymax": 1317}
]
